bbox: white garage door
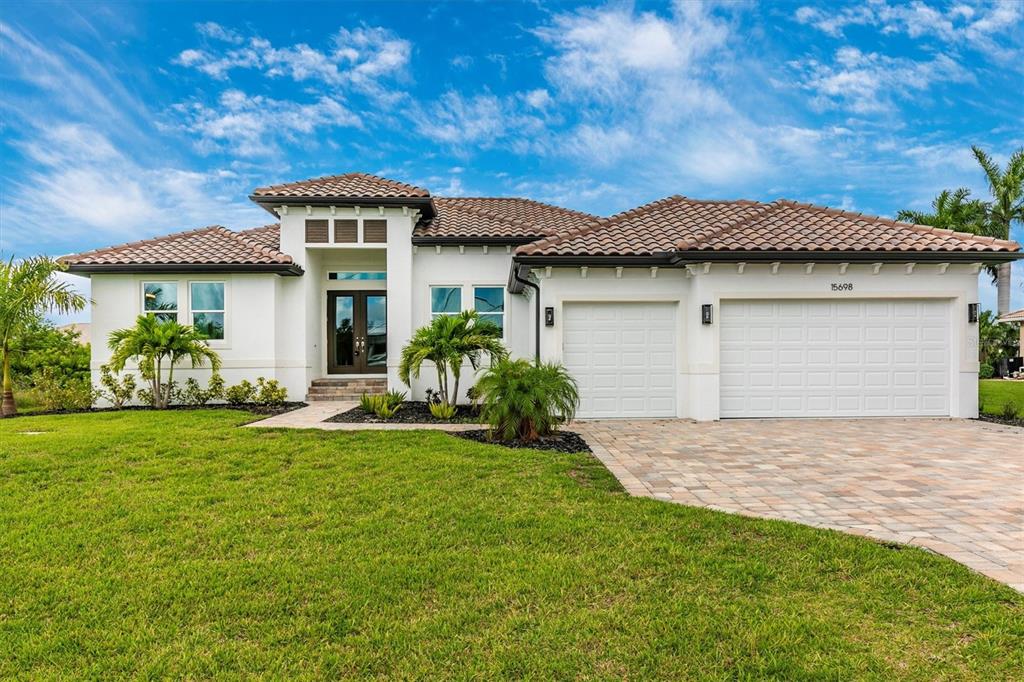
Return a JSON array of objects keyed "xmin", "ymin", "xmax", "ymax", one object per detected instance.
[
  {"xmin": 563, "ymin": 302, "xmax": 677, "ymax": 418},
  {"xmin": 720, "ymin": 299, "xmax": 950, "ymax": 418}
]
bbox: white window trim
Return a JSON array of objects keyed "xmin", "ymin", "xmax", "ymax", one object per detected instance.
[
  {"xmin": 430, "ymin": 284, "xmax": 463, "ymax": 319},
  {"xmin": 141, "ymin": 281, "xmax": 179, "ymax": 322},
  {"xmin": 473, "ymin": 284, "xmax": 506, "ymax": 340},
  {"xmin": 188, "ymin": 280, "xmax": 228, "ymax": 346}
]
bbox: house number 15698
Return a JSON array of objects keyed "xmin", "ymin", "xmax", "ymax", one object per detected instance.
[{"xmin": 830, "ymin": 282, "xmax": 854, "ymax": 291}]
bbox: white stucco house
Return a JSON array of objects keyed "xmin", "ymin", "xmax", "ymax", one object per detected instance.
[{"xmin": 62, "ymin": 172, "xmax": 1022, "ymax": 420}]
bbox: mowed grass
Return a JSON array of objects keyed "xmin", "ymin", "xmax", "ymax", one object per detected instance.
[
  {"xmin": 980, "ymin": 378, "xmax": 1024, "ymax": 415},
  {"xmin": 1, "ymin": 411, "xmax": 1021, "ymax": 680}
]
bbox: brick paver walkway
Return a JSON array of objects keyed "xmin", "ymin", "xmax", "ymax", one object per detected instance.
[{"xmin": 577, "ymin": 418, "xmax": 1023, "ymax": 590}]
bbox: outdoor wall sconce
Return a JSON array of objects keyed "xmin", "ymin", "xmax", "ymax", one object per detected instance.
[
  {"xmin": 968, "ymin": 303, "xmax": 979, "ymax": 323},
  {"xmin": 545, "ymin": 306, "xmax": 555, "ymax": 327},
  {"xmin": 702, "ymin": 304, "xmax": 713, "ymax": 325}
]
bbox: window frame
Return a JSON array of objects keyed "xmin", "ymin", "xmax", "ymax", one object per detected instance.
[
  {"xmin": 141, "ymin": 281, "xmax": 179, "ymax": 323},
  {"xmin": 473, "ymin": 285, "xmax": 506, "ymax": 338},
  {"xmin": 429, "ymin": 285, "xmax": 463, "ymax": 320},
  {"xmin": 188, "ymin": 280, "xmax": 227, "ymax": 344}
]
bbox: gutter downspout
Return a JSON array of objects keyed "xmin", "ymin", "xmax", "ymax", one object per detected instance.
[{"xmin": 512, "ymin": 264, "xmax": 541, "ymax": 361}]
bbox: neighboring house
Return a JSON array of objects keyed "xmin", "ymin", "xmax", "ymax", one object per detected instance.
[
  {"xmin": 61, "ymin": 172, "xmax": 1022, "ymax": 420},
  {"xmin": 997, "ymin": 309, "xmax": 1024, "ymax": 365},
  {"xmin": 58, "ymin": 322, "xmax": 91, "ymax": 346}
]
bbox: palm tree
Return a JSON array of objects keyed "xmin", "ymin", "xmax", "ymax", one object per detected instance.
[
  {"xmin": 971, "ymin": 146, "xmax": 1024, "ymax": 315},
  {"xmin": 399, "ymin": 310, "xmax": 506, "ymax": 407},
  {"xmin": 896, "ymin": 187, "xmax": 987, "ymax": 232},
  {"xmin": 0, "ymin": 256, "xmax": 88, "ymax": 417},
  {"xmin": 108, "ymin": 315, "xmax": 222, "ymax": 409}
]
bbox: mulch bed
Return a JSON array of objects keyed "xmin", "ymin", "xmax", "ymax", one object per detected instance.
[
  {"xmin": 325, "ymin": 401, "xmax": 479, "ymax": 424},
  {"xmin": 453, "ymin": 429, "xmax": 592, "ymax": 454},
  {"xmin": 6, "ymin": 402, "xmax": 307, "ymax": 419},
  {"xmin": 977, "ymin": 414, "xmax": 1024, "ymax": 428}
]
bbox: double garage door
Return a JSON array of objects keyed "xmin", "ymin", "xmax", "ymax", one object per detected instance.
[{"xmin": 563, "ymin": 299, "xmax": 951, "ymax": 419}]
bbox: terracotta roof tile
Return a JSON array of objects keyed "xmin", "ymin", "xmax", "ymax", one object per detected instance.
[
  {"xmin": 413, "ymin": 196, "xmax": 597, "ymax": 241},
  {"xmin": 998, "ymin": 309, "xmax": 1024, "ymax": 323},
  {"xmin": 60, "ymin": 225, "xmax": 293, "ymax": 268},
  {"xmin": 251, "ymin": 172, "xmax": 430, "ymax": 199},
  {"xmin": 518, "ymin": 196, "xmax": 1021, "ymax": 257}
]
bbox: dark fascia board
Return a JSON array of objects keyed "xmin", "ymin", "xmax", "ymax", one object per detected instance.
[
  {"xmin": 513, "ymin": 250, "xmax": 1020, "ymax": 266},
  {"xmin": 249, "ymin": 195, "xmax": 436, "ymax": 219},
  {"xmin": 65, "ymin": 263, "xmax": 305, "ymax": 276},
  {"xmin": 411, "ymin": 235, "xmax": 541, "ymax": 247}
]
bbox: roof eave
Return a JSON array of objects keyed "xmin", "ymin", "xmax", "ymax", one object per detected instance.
[
  {"xmin": 513, "ymin": 250, "xmax": 1021, "ymax": 265},
  {"xmin": 411, "ymin": 235, "xmax": 542, "ymax": 247},
  {"xmin": 64, "ymin": 262, "xmax": 305, "ymax": 277},
  {"xmin": 249, "ymin": 195, "xmax": 436, "ymax": 219}
]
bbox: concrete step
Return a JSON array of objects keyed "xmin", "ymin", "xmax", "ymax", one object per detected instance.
[{"xmin": 311, "ymin": 377, "xmax": 387, "ymax": 387}]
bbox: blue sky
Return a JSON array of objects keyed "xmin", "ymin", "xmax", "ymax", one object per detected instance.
[{"xmin": 1, "ymin": 0, "xmax": 1022, "ymax": 320}]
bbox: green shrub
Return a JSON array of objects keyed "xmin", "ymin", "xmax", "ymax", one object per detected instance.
[
  {"xmin": 359, "ymin": 392, "xmax": 377, "ymax": 412},
  {"xmin": 255, "ymin": 377, "xmax": 288, "ymax": 406},
  {"xmin": 428, "ymin": 401, "xmax": 455, "ymax": 420},
  {"xmin": 359, "ymin": 389, "xmax": 405, "ymax": 419},
  {"xmin": 179, "ymin": 373, "xmax": 225, "ymax": 406},
  {"xmin": 225, "ymin": 380, "xmax": 255, "ymax": 405},
  {"xmin": 207, "ymin": 373, "xmax": 225, "ymax": 402},
  {"xmin": 374, "ymin": 399, "xmax": 401, "ymax": 419},
  {"xmin": 1001, "ymin": 401, "xmax": 1020, "ymax": 420},
  {"xmin": 98, "ymin": 365, "xmax": 137, "ymax": 408},
  {"xmin": 473, "ymin": 359, "xmax": 579, "ymax": 442},
  {"xmin": 30, "ymin": 367, "xmax": 94, "ymax": 412},
  {"xmin": 383, "ymin": 389, "xmax": 406, "ymax": 409},
  {"xmin": 979, "ymin": 362, "xmax": 995, "ymax": 379},
  {"xmin": 10, "ymin": 319, "xmax": 90, "ymax": 384}
]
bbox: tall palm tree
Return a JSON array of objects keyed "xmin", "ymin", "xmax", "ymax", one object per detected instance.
[
  {"xmin": 399, "ymin": 310, "xmax": 507, "ymax": 407},
  {"xmin": 108, "ymin": 315, "xmax": 222, "ymax": 409},
  {"xmin": 896, "ymin": 187, "xmax": 987, "ymax": 232},
  {"xmin": 0, "ymin": 256, "xmax": 88, "ymax": 417},
  {"xmin": 971, "ymin": 145, "xmax": 1024, "ymax": 315}
]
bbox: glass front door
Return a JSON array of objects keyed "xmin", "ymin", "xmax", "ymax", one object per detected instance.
[{"xmin": 327, "ymin": 292, "xmax": 387, "ymax": 374}]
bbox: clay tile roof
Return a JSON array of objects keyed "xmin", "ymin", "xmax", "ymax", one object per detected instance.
[
  {"xmin": 998, "ymin": 309, "xmax": 1024, "ymax": 323},
  {"xmin": 517, "ymin": 196, "xmax": 1021, "ymax": 257},
  {"xmin": 413, "ymin": 196, "xmax": 598, "ymax": 241},
  {"xmin": 251, "ymin": 172, "xmax": 430, "ymax": 199},
  {"xmin": 60, "ymin": 224, "xmax": 295, "ymax": 270}
]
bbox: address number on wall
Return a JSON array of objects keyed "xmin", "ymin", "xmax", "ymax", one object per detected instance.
[{"xmin": 830, "ymin": 282, "xmax": 854, "ymax": 291}]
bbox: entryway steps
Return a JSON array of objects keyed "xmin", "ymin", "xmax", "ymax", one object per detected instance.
[{"xmin": 306, "ymin": 377, "xmax": 387, "ymax": 402}]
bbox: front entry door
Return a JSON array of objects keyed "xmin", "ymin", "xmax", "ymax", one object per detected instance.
[{"xmin": 327, "ymin": 292, "xmax": 387, "ymax": 374}]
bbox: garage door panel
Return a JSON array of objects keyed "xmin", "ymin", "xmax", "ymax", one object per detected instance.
[
  {"xmin": 564, "ymin": 302, "xmax": 677, "ymax": 418},
  {"xmin": 721, "ymin": 300, "xmax": 950, "ymax": 418}
]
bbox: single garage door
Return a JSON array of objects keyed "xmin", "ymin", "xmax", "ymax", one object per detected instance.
[
  {"xmin": 720, "ymin": 299, "xmax": 950, "ymax": 418},
  {"xmin": 563, "ymin": 302, "xmax": 677, "ymax": 418}
]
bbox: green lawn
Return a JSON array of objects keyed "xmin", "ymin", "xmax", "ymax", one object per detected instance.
[
  {"xmin": 1, "ymin": 411, "xmax": 1021, "ymax": 679},
  {"xmin": 980, "ymin": 379, "xmax": 1024, "ymax": 416}
]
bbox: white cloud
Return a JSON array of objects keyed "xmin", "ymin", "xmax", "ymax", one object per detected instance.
[
  {"xmin": 795, "ymin": 47, "xmax": 974, "ymax": 113},
  {"xmin": 195, "ymin": 21, "xmax": 244, "ymax": 44},
  {"xmin": 409, "ymin": 90, "xmax": 546, "ymax": 151},
  {"xmin": 177, "ymin": 89, "xmax": 361, "ymax": 157}
]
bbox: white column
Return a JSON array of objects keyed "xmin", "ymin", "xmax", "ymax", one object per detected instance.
[{"xmin": 386, "ymin": 214, "xmax": 415, "ymax": 389}]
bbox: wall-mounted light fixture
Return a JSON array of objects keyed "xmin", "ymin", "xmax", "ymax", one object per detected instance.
[
  {"xmin": 544, "ymin": 306, "xmax": 555, "ymax": 327},
  {"xmin": 701, "ymin": 304, "xmax": 713, "ymax": 325},
  {"xmin": 968, "ymin": 303, "xmax": 979, "ymax": 323}
]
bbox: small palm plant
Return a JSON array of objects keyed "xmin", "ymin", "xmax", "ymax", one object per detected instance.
[
  {"xmin": 0, "ymin": 256, "xmax": 88, "ymax": 417},
  {"xmin": 473, "ymin": 358, "xmax": 579, "ymax": 442},
  {"xmin": 107, "ymin": 315, "xmax": 222, "ymax": 409},
  {"xmin": 399, "ymin": 310, "xmax": 506, "ymax": 407}
]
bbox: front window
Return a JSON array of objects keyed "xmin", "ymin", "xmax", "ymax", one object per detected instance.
[
  {"xmin": 430, "ymin": 286, "xmax": 462, "ymax": 319},
  {"xmin": 190, "ymin": 282, "xmax": 225, "ymax": 340},
  {"xmin": 143, "ymin": 282, "xmax": 177, "ymax": 322},
  {"xmin": 474, "ymin": 286, "xmax": 504, "ymax": 334}
]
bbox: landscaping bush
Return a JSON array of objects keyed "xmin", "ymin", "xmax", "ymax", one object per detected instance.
[
  {"xmin": 225, "ymin": 379, "xmax": 255, "ymax": 405},
  {"xmin": 255, "ymin": 377, "xmax": 288, "ymax": 406},
  {"xmin": 979, "ymin": 362, "xmax": 995, "ymax": 379},
  {"xmin": 30, "ymin": 367, "xmax": 94, "ymax": 412},
  {"xmin": 98, "ymin": 365, "xmax": 137, "ymax": 408},
  {"xmin": 1000, "ymin": 401, "xmax": 1020, "ymax": 420},
  {"xmin": 359, "ymin": 389, "xmax": 405, "ymax": 419},
  {"xmin": 10, "ymin": 319, "xmax": 90, "ymax": 384},
  {"xmin": 473, "ymin": 359, "xmax": 579, "ymax": 442},
  {"xmin": 428, "ymin": 401, "xmax": 455, "ymax": 420},
  {"xmin": 179, "ymin": 373, "xmax": 225, "ymax": 406}
]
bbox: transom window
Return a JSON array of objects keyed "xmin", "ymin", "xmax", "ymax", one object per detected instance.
[
  {"xmin": 143, "ymin": 282, "xmax": 178, "ymax": 322},
  {"xmin": 430, "ymin": 286, "xmax": 462, "ymax": 319},
  {"xmin": 190, "ymin": 282, "xmax": 225, "ymax": 340},
  {"xmin": 474, "ymin": 286, "xmax": 504, "ymax": 334},
  {"xmin": 328, "ymin": 272, "xmax": 387, "ymax": 281}
]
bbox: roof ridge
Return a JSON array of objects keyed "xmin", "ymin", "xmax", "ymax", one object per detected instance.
[
  {"xmin": 677, "ymin": 201, "xmax": 779, "ymax": 250},
  {"xmin": 774, "ymin": 200, "xmax": 1019, "ymax": 250}
]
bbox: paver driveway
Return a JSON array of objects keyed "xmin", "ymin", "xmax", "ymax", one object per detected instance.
[{"xmin": 578, "ymin": 418, "xmax": 1023, "ymax": 590}]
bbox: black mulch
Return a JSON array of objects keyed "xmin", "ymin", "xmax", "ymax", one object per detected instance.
[
  {"xmin": 325, "ymin": 401, "xmax": 479, "ymax": 424},
  {"xmin": 453, "ymin": 429, "xmax": 592, "ymax": 454},
  {"xmin": 977, "ymin": 414, "xmax": 1024, "ymax": 428},
  {"xmin": 7, "ymin": 402, "xmax": 307, "ymax": 419}
]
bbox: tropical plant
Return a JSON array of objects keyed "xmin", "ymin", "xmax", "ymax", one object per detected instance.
[
  {"xmin": 979, "ymin": 362, "xmax": 995, "ymax": 380},
  {"xmin": 254, "ymin": 377, "xmax": 288, "ymax": 406},
  {"xmin": 179, "ymin": 373, "xmax": 224, "ymax": 406},
  {"xmin": 979, "ymin": 310, "xmax": 1019, "ymax": 371},
  {"xmin": 0, "ymin": 256, "xmax": 88, "ymax": 416},
  {"xmin": 473, "ymin": 358, "xmax": 579, "ymax": 442},
  {"xmin": 896, "ymin": 187, "xmax": 987, "ymax": 233},
  {"xmin": 107, "ymin": 315, "xmax": 222, "ymax": 409},
  {"xmin": 99, "ymin": 364, "xmax": 137, "ymax": 408},
  {"xmin": 428, "ymin": 401, "xmax": 455, "ymax": 420},
  {"xmin": 225, "ymin": 379, "xmax": 255, "ymax": 405},
  {"xmin": 971, "ymin": 146, "xmax": 1024, "ymax": 315},
  {"xmin": 31, "ymin": 367, "xmax": 94, "ymax": 412},
  {"xmin": 360, "ymin": 389, "xmax": 405, "ymax": 419},
  {"xmin": 399, "ymin": 311, "xmax": 506, "ymax": 407},
  {"xmin": 9, "ymin": 318, "xmax": 90, "ymax": 384}
]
